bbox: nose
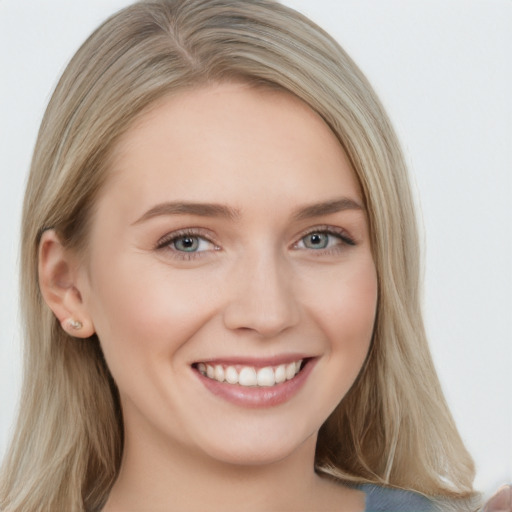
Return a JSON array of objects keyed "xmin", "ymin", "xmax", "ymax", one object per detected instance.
[{"xmin": 222, "ymin": 251, "xmax": 300, "ymax": 338}]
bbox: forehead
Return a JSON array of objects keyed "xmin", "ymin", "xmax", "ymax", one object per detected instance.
[{"xmin": 100, "ymin": 82, "xmax": 362, "ymax": 216}]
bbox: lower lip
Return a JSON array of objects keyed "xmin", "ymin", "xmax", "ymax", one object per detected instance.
[{"xmin": 194, "ymin": 359, "xmax": 317, "ymax": 408}]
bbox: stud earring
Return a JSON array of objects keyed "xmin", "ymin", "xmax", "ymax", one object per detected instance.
[{"xmin": 67, "ymin": 319, "xmax": 83, "ymax": 330}]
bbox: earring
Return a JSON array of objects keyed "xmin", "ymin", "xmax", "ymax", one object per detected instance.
[{"xmin": 67, "ymin": 319, "xmax": 83, "ymax": 330}]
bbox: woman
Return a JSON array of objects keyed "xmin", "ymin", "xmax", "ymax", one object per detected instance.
[{"xmin": 0, "ymin": 0, "xmax": 488, "ymax": 510}]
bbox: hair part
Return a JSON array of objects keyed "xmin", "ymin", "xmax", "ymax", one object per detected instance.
[{"xmin": 1, "ymin": 1, "xmax": 478, "ymax": 510}]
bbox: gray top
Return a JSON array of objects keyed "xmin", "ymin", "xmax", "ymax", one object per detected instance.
[{"xmin": 360, "ymin": 484, "xmax": 435, "ymax": 512}]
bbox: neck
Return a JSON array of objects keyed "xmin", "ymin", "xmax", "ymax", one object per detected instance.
[
  {"xmin": 107, "ymin": 431, "xmax": 314, "ymax": 511},
  {"xmin": 103, "ymin": 418, "xmax": 362, "ymax": 512}
]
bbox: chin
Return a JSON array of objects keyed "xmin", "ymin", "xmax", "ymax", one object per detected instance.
[
  {"xmin": 195, "ymin": 426, "xmax": 317, "ymax": 468},
  {"xmin": 205, "ymin": 446, "xmax": 298, "ymax": 467}
]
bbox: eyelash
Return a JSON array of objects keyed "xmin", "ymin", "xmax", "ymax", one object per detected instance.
[
  {"xmin": 155, "ymin": 228, "xmax": 219, "ymax": 261},
  {"xmin": 155, "ymin": 226, "xmax": 356, "ymax": 261},
  {"xmin": 293, "ymin": 226, "xmax": 356, "ymax": 255}
]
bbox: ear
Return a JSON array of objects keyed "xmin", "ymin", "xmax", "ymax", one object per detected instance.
[{"xmin": 38, "ymin": 230, "xmax": 95, "ymax": 338}]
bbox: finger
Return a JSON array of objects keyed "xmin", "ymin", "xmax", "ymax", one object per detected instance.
[{"xmin": 484, "ymin": 484, "xmax": 512, "ymax": 512}]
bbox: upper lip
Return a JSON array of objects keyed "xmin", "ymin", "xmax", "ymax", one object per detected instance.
[{"xmin": 192, "ymin": 354, "xmax": 314, "ymax": 368}]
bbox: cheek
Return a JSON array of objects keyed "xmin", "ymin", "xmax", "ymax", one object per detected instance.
[
  {"xmin": 320, "ymin": 261, "xmax": 378, "ymax": 403},
  {"xmin": 305, "ymin": 259, "xmax": 378, "ymax": 348},
  {"xmin": 302, "ymin": 258, "xmax": 378, "ymax": 402},
  {"xmin": 83, "ymin": 256, "xmax": 218, "ymax": 379}
]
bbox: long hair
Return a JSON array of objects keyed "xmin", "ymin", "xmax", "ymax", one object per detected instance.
[{"xmin": 0, "ymin": 1, "xmax": 477, "ymax": 510}]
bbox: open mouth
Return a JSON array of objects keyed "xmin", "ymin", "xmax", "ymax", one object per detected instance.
[{"xmin": 192, "ymin": 359, "xmax": 309, "ymax": 388}]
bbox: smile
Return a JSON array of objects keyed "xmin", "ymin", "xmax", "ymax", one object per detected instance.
[
  {"xmin": 196, "ymin": 360, "xmax": 303, "ymax": 387},
  {"xmin": 192, "ymin": 357, "xmax": 316, "ymax": 408}
]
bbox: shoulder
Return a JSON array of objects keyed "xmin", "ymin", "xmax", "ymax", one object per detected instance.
[{"xmin": 358, "ymin": 483, "xmax": 437, "ymax": 512}]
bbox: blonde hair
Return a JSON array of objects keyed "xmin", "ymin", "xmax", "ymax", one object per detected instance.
[{"xmin": 1, "ymin": 1, "xmax": 478, "ymax": 510}]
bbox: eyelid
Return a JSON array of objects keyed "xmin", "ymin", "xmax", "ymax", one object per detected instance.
[
  {"xmin": 292, "ymin": 225, "xmax": 356, "ymax": 250},
  {"xmin": 155, "ymin": 227, "xmax": 216, "ymax": 248},
  {"xmin": 155, "ymin": 228, "xmax": 219, "ymax": 259},
  {"xmin": 153, "ymin": 224, "xmax": 356, "ymax": 262}
]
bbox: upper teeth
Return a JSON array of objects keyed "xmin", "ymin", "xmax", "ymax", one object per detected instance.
[{"xmin": 197, "ymin": 360, "xmax": 303, "ymax": 387}]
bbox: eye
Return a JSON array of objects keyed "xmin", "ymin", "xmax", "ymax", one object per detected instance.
[
  {"xmin": 301, "ymin": 232, "xmax": 331, "ymax": 249},
  {"xmin": 172, "ymin": 235, "xmax": 211, "ymax": 253},
  {"xmin": 295, "ymin": 228, "xmax": 355, "ymax": 251},
  {"xmin": 155, "ymin": 229, "xmax": 219, "ymax": 258}
]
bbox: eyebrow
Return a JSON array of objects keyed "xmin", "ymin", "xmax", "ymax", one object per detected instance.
[
  {"xmin": 292, "ymin": 197, "xmax": 364, "ymax": 220},
  {"xmin": 132, "ymin": 201, "xmax": 240, "ymax": 225},
  {"xmin": 132, "ymin": 197, "xmax": 364, "ymax": 225}
]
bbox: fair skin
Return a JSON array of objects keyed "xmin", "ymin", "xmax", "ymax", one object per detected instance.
[{"xmin": 39, "ymin": 83, "xmax": 377, "ymax": 511}]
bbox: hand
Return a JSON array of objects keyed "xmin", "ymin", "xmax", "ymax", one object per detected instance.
[{"xmin": 484, "ymin": 485, "xmax": 511, "ymax": 512}]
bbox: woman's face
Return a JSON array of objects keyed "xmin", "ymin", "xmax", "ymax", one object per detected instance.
[{"xmin": 78, "ymin": 83, "xmax": 378, "ymax": 465}]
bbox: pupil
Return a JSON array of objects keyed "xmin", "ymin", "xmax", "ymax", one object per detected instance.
[
  {"xmin": 306, "ymin": 233, "xmax": 328, "ymax": 249},
  {"xmin": 176, "ymin": 236, "xmax": 198, "ymax": 252}
]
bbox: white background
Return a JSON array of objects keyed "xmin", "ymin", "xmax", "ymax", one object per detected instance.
[{"xmin": 0, "ymin": 0, "xmax": 510, "ymax": 498}]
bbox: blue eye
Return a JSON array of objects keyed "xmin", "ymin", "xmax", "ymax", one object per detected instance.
[
  {"xmin": 155, "ymin": 230, "xmax": 218, "ymax": 259},
  {"xmin": 296, "ymin": 229, "xmax": 355, "ymax": 251},
  {"xmin": 173, "ymin": 236, "xmax": 199, "ymax": 252},
  {"xmin": 302, "ymin": 232, "xmax": 330, "ymax": 249},
  {"xmin": 171, "ymin": 235, "xmax": 212, "ymax": 252}
]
